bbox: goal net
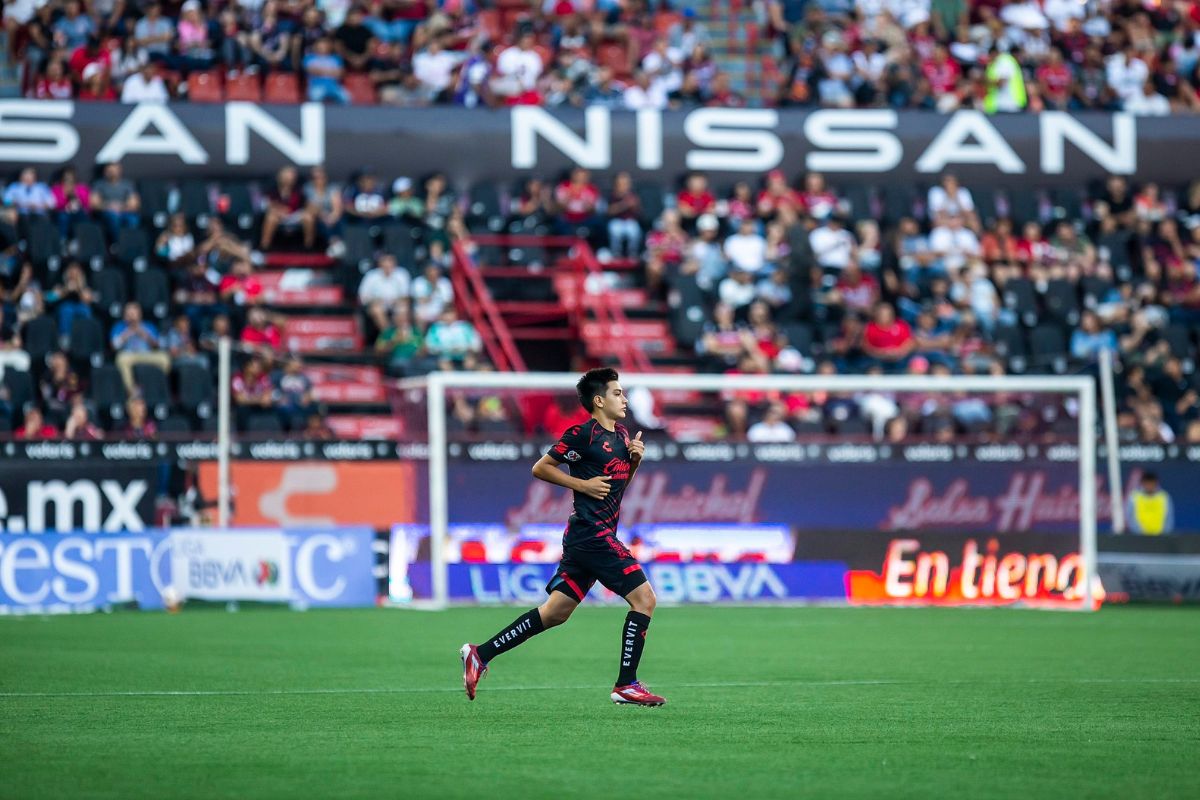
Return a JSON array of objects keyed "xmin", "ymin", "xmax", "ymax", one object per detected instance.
[{"xmin": 388, "ymin": 372, "xmax": 1100, "ymax": 611}]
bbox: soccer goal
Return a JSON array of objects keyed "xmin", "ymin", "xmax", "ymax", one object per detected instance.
[{"xmin": 390, "ymin": 371, "xmax": 1101, "ymax": 612}]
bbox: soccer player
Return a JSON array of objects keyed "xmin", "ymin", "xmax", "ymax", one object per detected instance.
[{"xmin": 459, "ymin": 368, "xmax": 665, "ymax": 706}]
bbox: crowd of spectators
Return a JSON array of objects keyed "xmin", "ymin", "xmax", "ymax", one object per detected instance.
[
  {"xmin": 768, "ymin": 0, "xmax": 1200, "ymax": 114},
  {"xmin": 0, "ymin": 157, "xmax": 470, "ymax": 438},
  {"xmin": 515, "ymin": 163, "xmax": 1200, "ymax": 444},
  {"xmin": 4, "ymin": 0, "xmax": 750, "ymax": 110},
  {"xmin": 8, "ymin": 1, "xmax": 1200, "ymax": 112},
  {"xmin": 3, "ymin": 149, "xmax": 1200, "ymax": 444}
]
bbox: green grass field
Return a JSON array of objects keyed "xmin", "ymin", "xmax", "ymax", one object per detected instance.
[{"xmin": 2, "ymin": 605, "xmax": 1197, "ymax": 799}]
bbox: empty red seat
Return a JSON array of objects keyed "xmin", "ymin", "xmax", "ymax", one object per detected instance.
[
  {"xmin": 343, "ymin": 72, "xmax": 377, "ymax": 105},
  {"xmin": 225, "ymin": 72, "xmax": 262, "ymax": 102},
  {"xmin": 264, "ymin": 72, "xmax": 302, "ymax": 104},
  {"xmin": 187, "ymin": 70, "xmax": 223, "ymax": 103}
]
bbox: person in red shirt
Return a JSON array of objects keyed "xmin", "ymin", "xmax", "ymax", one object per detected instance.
[
  {"xmin": 261, "ymin": 166, "xmax": 315, "ymax": 250},
  {"xmin": 240, "ymin": 307, "xmax": 282, "ymax": 354},
  {"xmin": 863, "ymin": 302, "xmax": 915, "ymax": 371},
  {"xmin": 800, "ymin": 171, "xmax": 840, "ymax": 221},
  {"xmin": 676, "ymin": 172, "xmax": 716, "ymax": 229},
  {"xmin": 555, "ymin": 167, "xmax": 600, "ymax": 235},
  {"xmin": 231, "ymin": 356, "xmax": 276, "ymax": 430},
  {"xmin": 15, "ymin": 407, "xmax": 59, "ymax": 440},
  {"xmin": 833, "ymin": 262, "xmax": 880, "ymax": 315},
  {"xmin": 30, "ymin": 60, "xmax": 74, "ymax": 99},
  {"xmin": 756, "ymin": 169, "xmax": 802, "ymax": 221},
  {"xmin": 1036, "ymin": 48, "xmax": 1073, "ymax": 110},
  {"xmin": 68, "ymin": 37, "xmax": 112, "ymax": 82},
  {"xmin": 77, "ymin": 63, "xmax": 116, "ymax": 101},
  {"xmin": 921, "ymin": 44, "xmax": 961, "ymax": 97},
  {"xmin": 218, "ymin": 258, "xmax": 264, "ymax": 307}
]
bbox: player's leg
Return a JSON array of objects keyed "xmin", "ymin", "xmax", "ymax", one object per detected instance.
[
  {"xmin": 585, "ymin": 538, "xmax": 666, "ymax": 706},
  {"xmin": 460, "ymin": 565, "xmax": 590, "ymax": 700}
]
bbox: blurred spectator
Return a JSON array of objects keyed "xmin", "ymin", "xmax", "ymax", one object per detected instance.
[
  {"xmin": 494, "ymin": 29, "xmax": 544, "ymax": 103},
  {"xmin": 303, "ymin": 412, "xmax": 336, "ymax": 440},
  {"xmin": 51, "ymin": 167, "xmax": 90, "ymax": 239},
  {"xmin": 231, "ymin": 356, "xmax": 275, "ymax": 427},
  {"xmin": 262, "ymin": 166, "xmax": 315, "ymax": 250},
  {"xmin": 240, "ymin": 307, "xmax": 282, "ymax": 355},
  {"xmin": 719, "ymin": 266, "xmax": 758, "ymax": 311},
  {"xmin": 1126, "ymin": 471, "xmax": 1175, "ymax": 535},
  {"xmin": 46, "ymin": 262, "xmax": 95, "ymax": 337},
  {"xmin": 359, "ymin": 253, "xmax": 411, "ymax": 334},
  {"xmin": 677, "ymin": 172, "xmax": 717, "ymax": 227},
  {"xmin": 747, "ymin": 402, "xmax": 796, "ymax": 442},
  {"xmin": 0, "ymin": 307, "xmax": 30, "ymax": 379},
  {"xmin": 411, "ymin": 263, "xmax": 454, "ymax": 327},
  {"xmin": 63, "ymin": 400, "xmax": 104, "ymax": 441},
  {"xmin": 555, "ymin": 168, "xmax": 601, "ymax": 237},
  {"xmin": 40, "ymin": 351, "xmax": 84, "ymax": 424},
  {"xmin": 123, "ymin": 395, "xmax": 158, "ymax": 439},
  {"xmin": 15, "ymin": 407, "xmax": 59, "ymax": 440},
  {"xmin": 4, "ymin": 168, "xmax": 55, "ymax": 217},
  {"xmin": 810, "ymin": 215, "xmax": 856, "ymax": 274},
  {"xmin": 929, "ymin": 214, "xmax": 981, "ymax": 276},
  {"xmin": 345, "ymin": 171, "xmax": 389, "ymax": 226},
  {"xmin": 375, "ymin": 302, "xmax": 424, "ymax": 374},
  {"xmin": 133, "ymin": 2, "xmax": 174, "ymax": 62},
  {"xmin": 111, "ymin": 301, "xmax": 171, "ymax": 391},
  {"xmin": 90, "ymin": 162, "xmax": 141, "ymax": 240},
  {"xmin": 424, "ymin": 307, "xmax": 482, "ymax": 367},
  {"xmin": 724, "ymin": 218, "xmax": 768, "ymax": 275},
  {"xmin": 197, "ymin": 217, "xmax": 253, "ymax": 269},
  {"xmin": 31, "ymin": 59, "xmax": 73, "ymax": 99},
  {"xmin": 1125, "ymin": 80, "xmax": 1171, "ymax": 116},
  {"xmin": 274, "ymin": 357, "xmax": 316, "ymax": 431},
  {"xmin": 174, "ymin": 261, "xmax": 220, "ymax": 333},
  {"xmin": 414, "ymin": 35, "xmax": 466, "ymax": 103},
  {"xmin": 121, "ymin": 61, "xmax": 169, "ymax": 104},
  {"xmin": 157, "ymin": 214, "xmax": 197, "ymax": 270},
  {"xmin": 606, "ymin": 172, "xmax": 643, "ymax": 259},
  {"xmin": 305, "ymin": 37, "xmax": 351, "ymax": 105},
  {"xmin": 165, "ymin": 315, "xmax": 207, "ymax": 368},
  {"xmin": 219, "ymin": 258, "xmax": 264, "ymax": 308},
  {"xmin": 55, "ymin": 1, "xmax": 94, "ymax": 51},
  {"xmin": 863, "ymin": 302, "xmax": 915, "ymax": 371}
]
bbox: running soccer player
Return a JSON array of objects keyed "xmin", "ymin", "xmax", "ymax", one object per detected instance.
[{"xmin": 460, "ymin": 368, "xmax": 664, "ymax": 706}]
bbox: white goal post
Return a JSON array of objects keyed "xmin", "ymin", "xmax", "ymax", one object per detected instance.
[{"xmin": 401, "ymin": 371, "xmax": 1101, "ymax": 611}]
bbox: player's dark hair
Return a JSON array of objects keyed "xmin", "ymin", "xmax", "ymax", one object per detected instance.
[
  {"xmin": 577, "ymin": 367, "xmax": 619, "ymax": 412},
  {"xmin": 1141, "ymin": 471, "xmax": 1158, "ymax": 484}
]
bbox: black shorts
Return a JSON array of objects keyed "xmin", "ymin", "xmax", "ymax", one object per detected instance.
[{"xmin": 545, "ymin": 534, "xmax": 648, "ymax": 602}]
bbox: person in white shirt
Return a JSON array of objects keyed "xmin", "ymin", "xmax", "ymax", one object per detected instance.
[
  {"xmin": 120, "ymin": 61, "xmax": 169, "ymax": 104},
  {"xmin": 412, "ymin": 36, "xmax": 465, "ymax": 101},
  {"xmin": 1106, "ymin": 48, "xmax": 1150, "ymax": 103},
  {"xmin": 494, "ymin": 30, "xmax": 543, "ymax": 98},
  {"xmin": 358, "ymin": 254, "xmax": 411, "ymax": 333},
  {"xmin": 1041, "ymin": 0, "xmax": 1084, "ymax": 33},
  {"xmin": 927, "ymin": 174, "xmax": 976, "ymax": 227},
  {"xmin": 1124, "ymin": 80, "xmax": 1171, "ymax": 116},
  {"xmin": 622, "ymin": 70, "xmax": 668, "ymax": 110},
  {"xmin": 928, "ymin": 215, "xmax": 981, "ymax": 276},
  {"xmin": 747, "ymin": 403, "xmax": 797, "ymax": 443},
  {"xmin": 809, "ymin": 216, "xmax": 856, "ymax": 272},
  {"xmin": 641, "ymin": 37, "xmax": 684, "ymax": 94},
  {"xmin": 718, "ymin": 267, "xmax": 758, "ymax": 310},
  {"xmin": 411, "ymin": 262, "xmax": 454, "ymax": 327},
  {"xmin": 723, "ymin": 218, "xmax": 768, "ymax": 274}
]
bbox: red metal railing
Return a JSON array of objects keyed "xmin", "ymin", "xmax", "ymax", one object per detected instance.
[{"xmin": 451, "ymin": 239, "xmax": 527, "ymax": 372}]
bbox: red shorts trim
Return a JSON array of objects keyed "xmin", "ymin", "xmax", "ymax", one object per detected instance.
[{"xmin": 622, "ymin": 564, "xmax": 642, "ymax": 575}]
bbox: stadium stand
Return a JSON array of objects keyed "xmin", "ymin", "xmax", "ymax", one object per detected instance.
[{"xmin": 1, "ymin": 1, "xmax": 1199, "ymax": 446}]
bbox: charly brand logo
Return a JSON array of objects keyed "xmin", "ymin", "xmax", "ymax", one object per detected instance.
[{"xmin": 565, "ymin": 450, "xmax": 581, "ymax": 462}]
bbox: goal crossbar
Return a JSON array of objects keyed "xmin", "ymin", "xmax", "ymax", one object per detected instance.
[{"xmin": 400, "ymin": 372, "xmax": 1098, "ymax": 611}]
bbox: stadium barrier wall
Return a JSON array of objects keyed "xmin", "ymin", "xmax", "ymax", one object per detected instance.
[
  {"xmin": 391, "ymin": 526, "xmax": 1094, "ymax": 608},
  {"xmin": 5, "ymin": 442, "xmax": 1200, "ymax": 532},
  {"xmin": 0, "ymin": 102, "xmax": 1193, "ymax": 187},
  {"xmin": 0, "ymin": 527, "xmax": 377, "ymax": 614}
]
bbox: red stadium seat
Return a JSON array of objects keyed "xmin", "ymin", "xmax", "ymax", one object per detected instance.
[
  {"xmin": 477, "ymin": 9, "xmax": 503, "ymax": 43},
  {"xmin": 596, "ymin": 40, "xmax": 631, "ymax": 77},
  {"xmin": 263, "ymin": 72, "xmax": 302, "ymax": 104},
  {"xmin": 224, "ymin": 72, "xmax": 262, "ymax": 102},
  {"xmin": 654, "ymin": 12, "xmax": 681, "ymax": 37},
  {"xmin": 343, "ymin": 72, "xmax": 377, "ymax": 105},
  {"xmin": 187, "ymin": 70, "xmax": 224, "ymax": 103}
]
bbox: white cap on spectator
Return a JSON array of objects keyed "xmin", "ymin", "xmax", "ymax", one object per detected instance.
[
  {"xmin": 181, "ymin": 0, "xmax": 200, "ymax": 12},
  {"xmin": 393, "ymin": 177, "xmax": 413, "ymax": 193},
  {"xmin": 82, "ymin": 62, "xmax": 104, "ymax": 81},
  {"xmin": 697, "ymin": 213, "xmax": 719, "ymax": 232}
]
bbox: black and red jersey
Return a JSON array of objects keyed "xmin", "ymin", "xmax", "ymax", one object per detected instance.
[{"xmin": 546, "ymin": 418, "xmax": 633, "ymax": 546}]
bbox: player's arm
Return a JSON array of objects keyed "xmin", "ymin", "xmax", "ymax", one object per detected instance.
[
  {"xmin": 532, "ymin": 455, "xmax": 611, "ymax": 500},
  {"xmin": 627, "ymin": 431, "xmax": 644, "ymax": 484}
]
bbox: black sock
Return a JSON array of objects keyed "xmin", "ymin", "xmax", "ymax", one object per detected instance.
[
  {"xmin": 476, "ymin": 609, "xmax": 545, "ymax": 663},
  {"xmin": 616, "ymin": 611, "xmax": 652, "ymax": 686}
]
